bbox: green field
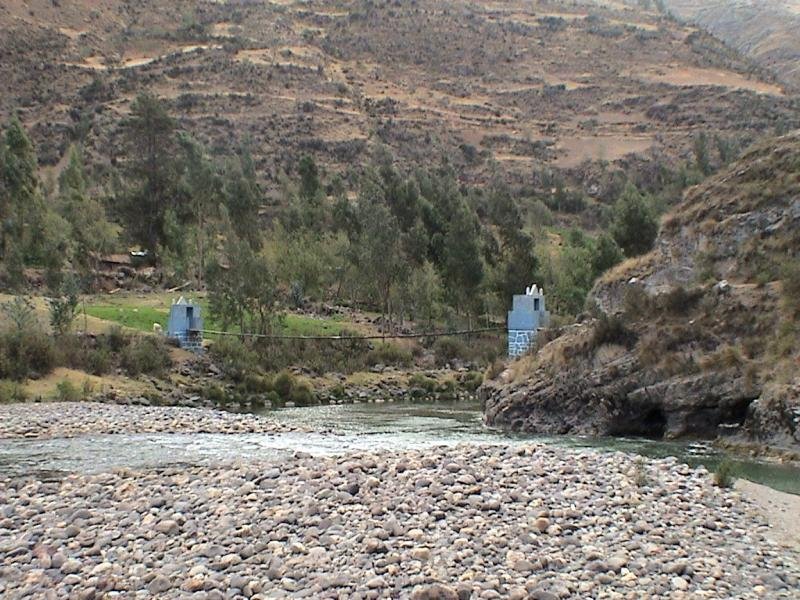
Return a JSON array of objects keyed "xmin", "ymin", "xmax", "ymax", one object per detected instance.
[{"xmin": 84, "ymin": 295, "xmax": 347, "ymax": 337}]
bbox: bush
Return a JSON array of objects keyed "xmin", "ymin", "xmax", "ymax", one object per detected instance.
[
  {"xmin": 273, "ymin": 370, "xmax": 295, "ymax": 399},
  {"xmin": 106, "ymin": 326, "xmax": 128, "ymax": 353},
  {"xmin": 484, "ymin": 359, "xmax": 505, "ymax": 381},
  {"xmin": 289, "ymin": 378, "xmax": 315, "ymax": 406},
  {"xmin": 121, "ymin": 336, "xmax": 172, "ymax": 377},
  {"xmin": 657, "ymin": 286, "xmax": 702, "ymax": 315},
  {"xmin": 253, "ymin": 331, "xmax": 371, "ymax": 375},
  {"xmin": 243, "ymin": 373, "xmax": 272, "ymax": 394},
  {"xmin": 56, "ymin": 379, "xmax": 82, "ymax": 402},
  {"xmin": 265, "ymin": 390, "xmax": 282, "ymax": 408},
  {"xmin": 85, "ymin": 347, "xmax": 112, "ymax": 376},
  {"xmin": 209, "ymin": 337, "xmax": 260, "ymax": 381},
  {"xmin": 781, "ymin": 259, "xmax": 800, "ymax": 317},
  {"xmin": 366, "ymin": 343, "xmax": 413, "ymax": 367},
  {"xmin": 203, "ymin": 383, "xmax": 228, "ymax": 404},
  {"xmin": 459, "ymin": 371, "xmax": 484, "ymax": 391},
  {"xmin": 713, "ymin": 458, "xmax": 736, "ymax": 488},
  {"xmin": 433, "ymin": 337, "xmax": 467, "ymax": 366},
  {"xmin": 408, "ymin": 373, "xmax": 437, "ymax": 393},
  {"xmin": 0, "ymin": 328, "xmax": 57, "ymax": 381},
  {"xmin": 437, "ymin": 378, "xmax": 456, "ymax": 395},
  {"xmin": 0, "ymin": 380, "xmax": 28, "ymax": 403},
  {"xmin": 622, "ymin": 285, "xmax": 652, "ymax": 318},
  {"xmin": 591, "ymin": 314, "xmax": 637, "ymax": 350},
  {"xmin": 611, "ymin": 184, "xmax": 658, "ymax": 257}
]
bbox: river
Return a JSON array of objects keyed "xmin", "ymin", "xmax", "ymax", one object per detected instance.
[{"xmin": 1, "ymin": 400, "xmax": 798, "ymax": 494}]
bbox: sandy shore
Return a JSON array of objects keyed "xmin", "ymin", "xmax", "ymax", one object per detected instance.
[{"xmin": 737, "ymin": 479, "xmax": 800, "ymax": 551}]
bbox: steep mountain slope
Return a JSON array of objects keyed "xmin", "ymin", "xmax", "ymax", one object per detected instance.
[
  {"xmin": 660, "ymin": 0, "xmax": 800, "ymax": 89},
  {"xmin": 0, "ymin": 0, "xmax": 797, "ymax": 194},
  {"xmin": 483, "ymin": 132, "xmax": 800, "ymax": 450}
]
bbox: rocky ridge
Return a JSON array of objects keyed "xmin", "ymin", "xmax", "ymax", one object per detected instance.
[
  {"xmin": 483, "ymin": 132, "xmax": 800, "ymax": 451},
  {"xmin": 1, "ymin": 444, "xmax": 798, "ymax": 599}
]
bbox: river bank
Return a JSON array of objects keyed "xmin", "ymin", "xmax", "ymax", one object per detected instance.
[
  {"xmin": 0, "ymin": 402, "xmax": 301, "ymax": 439},
  {"xmin": 1, "ymin": 444, "xmax": 798, "ymax": 599}
]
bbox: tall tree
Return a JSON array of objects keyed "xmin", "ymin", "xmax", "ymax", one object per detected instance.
[
  {"xmin": 351, "ymin": 181, "xmax": 407, "ymax": 330},
  {"xmin": 178, "ymin": 135, "xmax": 220, "ymax": 284},
  {"xmin": 58, "ymin": 145, "xmax": 119, "ymax": 274},
  {"xmin": 0, "ymin": 116, "xmax": 45, "ymax": 285},
  {"xmin": 120, "ymin": 93, "xmax": 177, "ymax": 253},
  {"xmin": 611, "ymin": 183, "xmax": 658, "ymax": 257},
  {"xmin": 442, "ymin": 204, "xmax": 485, "ymax": 318},
  {"xmin": 206, "ymin": 213, "xmax": 277, "ymax": 335},
  {"xmin": 222, "ymin": 145, "xmax": 262, "ymax": 248}
]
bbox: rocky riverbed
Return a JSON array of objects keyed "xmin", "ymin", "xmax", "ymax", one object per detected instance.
[
  {"xmin": 1, "ymin": 444, "xmax": 798, "ymax": 599},
  {"xmin": 0, "ymin": 402, "xmax": 298, "ymax": 439}
]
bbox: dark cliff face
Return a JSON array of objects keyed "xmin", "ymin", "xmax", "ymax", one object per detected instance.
[{"xmin": 483, "ymin": 132, "xmax": 800, "ymax": 448}]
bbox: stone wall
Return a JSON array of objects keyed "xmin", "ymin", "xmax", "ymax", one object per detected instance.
[{"xmin": 508, "ymin": 329, "xmax": 535, "ymax": 357}]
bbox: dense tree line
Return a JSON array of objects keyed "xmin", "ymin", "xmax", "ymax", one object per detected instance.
[{"xmin": 0, "ymin": 94, "xmax": 733, "ymax": 327}]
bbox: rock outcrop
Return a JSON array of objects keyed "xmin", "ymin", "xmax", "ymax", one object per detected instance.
[{"xmin": 483, "ymin": 132, "xmax": 800, "ymax": 450}]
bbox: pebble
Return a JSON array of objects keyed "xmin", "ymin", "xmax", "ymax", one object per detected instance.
[
  {"xmin": 0, "ymin": 402, "xmax": 297, "ymax": 439},
  {"xmin": 0, "ymin": 441, "xmax": 797, "ymax": 599}
]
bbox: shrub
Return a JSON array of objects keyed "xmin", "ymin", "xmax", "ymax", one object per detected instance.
[
  {"xmin": 0, "ymin": 380, "xmax": 28, "ymax": 403},
  {"xmin": 484, "ymin": 359, "xmax": 505, "ymax": 381},
  {"xmin": 633, "ymin": 457, "xmax": 649, "ymax": 487},
  {"xmin": 243, "ymin": 373, "xmax": 272, "ymax": 394},
  {"xmin": 265, "ymin": 390, "xmax": 282, "ymax": 408},
  {"xmin": 657, "ymin": 286, "xmax": 702, "ymax": 315},
  {"xmin": 203, "ymin": 384, "xmax": 227, "ymax": 404},
  {"xmin": 56, "ymin": 379, "xmax": 82, "ymax": 402},
  {"xmin": 781, "ymin": 259, "xmax": 800, "ymax": 318},
  {"xmin": 0, "ymin": 328, "xmax": 57, "ymax": 381},
  {"xmin": 106, "ymin": 326, "xmax": 129, "ymax": 353},
  {"xmin": 273, "ymin": 370, "xmax": 295, "ymax": 399},
  {"xmin": 366, "ymin": 343, "xmax": 413, "ymax": 367},
  {"xmin": 209, "ymin": 337, "xmax": 260, "ymax": 381},
  {"xmin": 713, "ymin": 458, "xmax": 736, "ymax": 488},
  {"xmin": 591, "ymin": 314, "xmax": 637, "ymax": 350},
  {"xmin": 289, "ymin": 378, "xmax": 315, "ymax": 406},
  {"xmin": 433, "ymin": 337, "xmax": 467, "ymax": 366},
  {"xmin": 47, "ymin": 286, "xmax": 79, "ymax": 337},
  {"xmin": 622, "ymin": 285, "xmax": 651, "ymax": 318},
  {"xmin": 436, "ymin": 378, "xmax": 456, "ymax": 395},
  {"xmin": 408, "ymin": 373, "xmax": 437, "ymax": 393},
  {"xmin": 459, "ymin": 371, "xmax": 484, "ymax": 392},
  {"xmin": 611, "ymin": 184, "xmax": 658, "ymax": 257},
  {"xmin": 121, "ymin": 336, "xmax": 172, "ymax": 377},
  {"xmin": 85, "ymin": 347, "xmax": 112, "ymax": 376},
  {"xmin": 700, "ymin": 346, "xmax": 744, "ymax": 371}
]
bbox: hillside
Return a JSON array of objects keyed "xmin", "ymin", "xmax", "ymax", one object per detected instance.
[
  {"xmin": 660, "ymin": 0, "xmax": 800, "ymax": 90},
  {"xmin": 1, "ymin": 0, "xmax": 798, "ymax": 194},
  {"xmin": 482, "ymin": 131, "xmax": 800, "ymax": 452}
]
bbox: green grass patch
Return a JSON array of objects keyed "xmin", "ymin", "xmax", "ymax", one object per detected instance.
[
  {"xmin": 85, "ymin": 297, "xmax": 347, "ymax": 337},
  {"xmin": 84, "ymin": 305, "xmax": 169, "ymax": 332},
  {"xmin": 282, "ymin": 314, "xmax": 346, "ymax": 336}
]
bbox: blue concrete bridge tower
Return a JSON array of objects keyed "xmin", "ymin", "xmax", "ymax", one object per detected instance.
[
  {"xmin": 167, "ymin": 297, "xmax": 204, "ymax": 351},
  {"xmin": 507, "ymin": 285, "xmax": 549, "ymax": 357}
]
